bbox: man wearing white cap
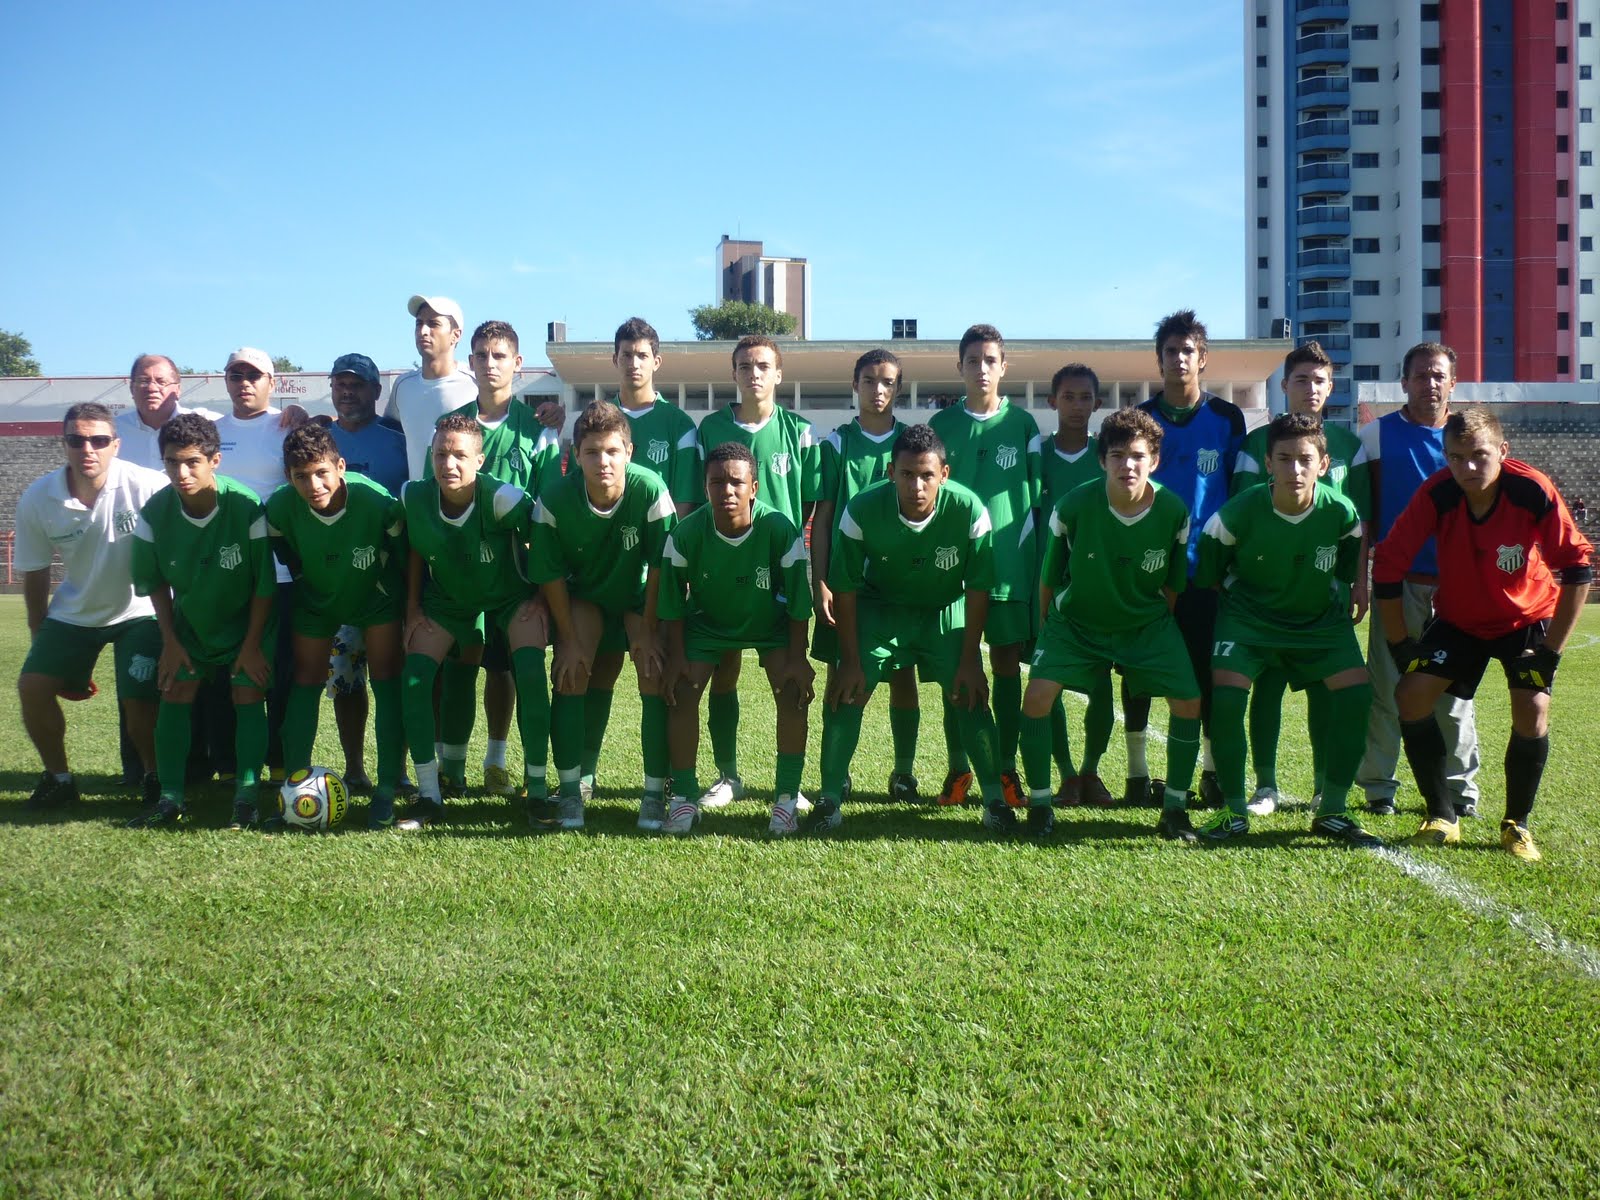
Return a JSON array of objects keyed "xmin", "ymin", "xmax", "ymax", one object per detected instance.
[{"xmin": 387, "ymin": 295, "xmax": 479, "ymax": 481}]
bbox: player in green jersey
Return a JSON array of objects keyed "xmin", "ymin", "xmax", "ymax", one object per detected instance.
[
  {"xmin": 928, "ymin": 325, "xmax": 1039, "ymax": 810},
  {"xmin": 127, "ymin": 414, "xmax": 277, "ymax": 829},
  {"xmin": 692, "ymin": 335, "xmax": 818, "ymax": 813},
  {"xmin": 811, "ymin": 349, "xmax": 922, "ymax": 802},
  {"xmin": 529, "ymin": 401, "xmax": 676, "ymax": 831},
  {"xmin": 266, "ymin": 424, "xmax": 407, "ymax": 828},
  {"xmin": 809, "ymin": 424, "xmax": 1010, "ymax": 835},
  {"xmin": 1020, "ymin": 408, "xmax": 1204, "ymax": 842},
  {"xmin": 659, "ymin": 442, "xmax": 815, "ymax": 836},
  {"xmin": 1193, "ymin": 414, "xmax": 1380, "ymax": 846},
  {"xmin": 1228, "ymin": 341, "xmax": 1371, "ymax": 818},
  {"xmin": 1038, "ymin": 363, "xmax": 1116, "ymax": 808},
  {"xmin": 397, "ymin": 414, "xmax": 548, "ymax": 830}
]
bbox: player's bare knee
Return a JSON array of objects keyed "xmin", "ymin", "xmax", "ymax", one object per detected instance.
[
  {"xmin": 1021, "ymin": 681, "xmax": 1057, "ymax": 719},
  {"xmin": 1168, "ymin": 696, "xmax": 1202, "ymax": 721},
  {"xmin": 17, "ymin": 673, "xmax": 58, "ymax": 706}
]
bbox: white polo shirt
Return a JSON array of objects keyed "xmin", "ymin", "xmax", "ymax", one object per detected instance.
[
  {"xmin": 115, "ymin": 402, "xmax": 222, "ymax": 472},
  {"xmin": 388, "ymin": 366, "xmax": 478, "ymax": 480},
  {"xmin": 214, "ymin": 407, "xmax": 293, "ymax": 582},
  {"xmin": 14, "ymin": 457, "xmax": 169, "ymax": 627}
]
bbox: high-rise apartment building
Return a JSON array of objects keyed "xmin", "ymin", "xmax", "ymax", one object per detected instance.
[
  {"xmin": 1247, "ymin": 2, "xmax": 1599, "ymax": 402},
  {"xmin": 717, "ymin": 235, "xmax": 812, "ymax": 338}
]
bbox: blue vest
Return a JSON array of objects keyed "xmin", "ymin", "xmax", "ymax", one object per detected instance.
[
  {"xmin": 1374, "ymin": 411, "xmax": 1446, "ymax": 576},
  {"xmin": 1139, "ymin": 393, "xmax": 1246, "ymax": 575}
]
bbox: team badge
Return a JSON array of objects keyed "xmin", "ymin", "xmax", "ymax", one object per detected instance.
[
  {"xmin": 1196, "ymin": 448, "xmax": 1220, "ymax": 475},
  {"xmin": 1330, "ymin": 462, "xmax": 1348, "ymax": 485},
  {"xmin": 1496, "ymin": 544, "xmax": 1525, "ymax": 573},
  {"xmin": 622, "ymin": 525, "xmax": 640, "ymax": 550},
  {"xmin": 1314, "ymin": 545, "xmax": 1336, "ymax": 572},
  {"xmin": 479, "ymin": 543, "xmax": 495, "ymax": 564},
  {"xmin": 935, "ymin": 546, "xmax": 959, "ymax": 570},
  {"xmin": 507, "ymin": 450, "xmax": 528, "ymax": 475},
  {"xmin": 994, "ymin": 445, "xmax": 1018, "ymax": 470},
  {"xmin": 217, "ymin": 543, "xmax": 242, "ymax": 570},
  {"xmin": 115, "ymin": 509, "xmax": 138, "ymax": 535},
  {"xmin": 352, "ymin": 545, "xmax": 376, "ymax": 570},
  {"xmin": 128, "ymin": 654, "xmax": 157, "ymax": 684},
  {"xmin": 755, "ymin": 566, "xmax": 771, "ymax": 590},
  {"xmin": 1141, "ymin": 548, "xmax": 1166, "ymax": 574},
  {"xmin": 648, "ymin": 439, "xmax": 670, "ymax": 465},
  {"xmin": 770, "ymin": 451, "xmax": 792, "ymax": 477}
]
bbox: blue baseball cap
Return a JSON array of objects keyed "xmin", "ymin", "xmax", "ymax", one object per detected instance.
[{"xmin": 330, "ymin": 353, "xmax": 379, "ymax": 384}]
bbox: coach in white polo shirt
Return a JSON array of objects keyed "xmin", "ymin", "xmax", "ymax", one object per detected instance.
[
  {"xmin": 385, "ymin": 294, "xmax": 478, "ymax": 480},
  {"xmin": 16, "ymin": 401, "xmax": 169, "ymax": 811},
  {"xmin": 114, "ymin": 353, "xmax": 220, "ymax": 472}
]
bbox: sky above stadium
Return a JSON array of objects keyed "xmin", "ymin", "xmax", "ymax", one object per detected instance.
[{"xmin": 1, "ymin": 1, "xmax": 1246, "ymax": 377}]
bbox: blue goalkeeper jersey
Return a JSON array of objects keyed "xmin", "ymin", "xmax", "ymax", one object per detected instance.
[{"xmin": 1138, "ymin": 391, "xmax": 1246, "ymax": 575}]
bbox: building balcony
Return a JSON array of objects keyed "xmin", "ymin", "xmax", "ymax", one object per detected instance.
[
  {"xmin": 1296, "ymin": 75, "xmax": 1350, "ymax": 111},
  {"xmin": 1297, "ymin": 290, "xmax": 1352, "ymax": 315},
  {"xmin": 1296, "ymin": 162, "xmax": 1351, "ymax": 197},
  {"xmin": 1296, "ymin": 32, "xmax": 1350, "ymax": 67},
  {"xmin": 1296, "ymin": 248, "xmax": 1352, "ymax": 283},
  {"xmin": 1295, "ymin": 204, "xmax": 1351, "ymax": 236},
  {"xmin": 1295, "ymin": 0, "xmax": 1350, "ymax": 18},
  {"xmin": 1294, "ymin": 117, "xmax": 1351, "ymax": 151},
  {"xmin": 1299, "ymin": 333, "xmax": 1351, "ymax": 353}
]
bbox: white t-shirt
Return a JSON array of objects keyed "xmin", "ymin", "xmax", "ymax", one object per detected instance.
[
  {"xmin": 213, "ymin": 408, "xmax": 292, "ymax": 582},
  {"xmin": 389, "ymin": 366, "xmax": 479, "ymax": 480},
  {"xmin": 14, "ymin": 457, "xmax": 168, "ymax": 627},
  {"xmin": 115, "ymin": 403, "xmax": 220, "ymax": 472}
]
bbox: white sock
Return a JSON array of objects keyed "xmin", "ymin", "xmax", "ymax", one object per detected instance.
[
  {"xmin": 1126, "ymin": 731, "xmax": 1148, "ymax": 777},
  {"xmin": 1202, "ymin": 738, "xmax": 1215, "ymax": 772},
  {"xmin": 643, "ymin": 775, "xmax": 665, "ymax": 798},
  {"xmin": 483, "ymin": 739, "xmax": 508, "ymax": 770},
  {"xmin": 53, "ymin": 771, "xmax": 73, "ymax": 783},
  {"xmin": 441, "ymin": 743, "xmax": 467, "ymax": 764},
  {"xmin": 416, "ymin": 761, "xmax": 441, "ymax": 802}
]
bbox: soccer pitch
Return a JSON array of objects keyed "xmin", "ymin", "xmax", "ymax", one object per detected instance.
[{"xmin": 3, "ymin": 594, "xmax": 1599, "ymax": 1197}]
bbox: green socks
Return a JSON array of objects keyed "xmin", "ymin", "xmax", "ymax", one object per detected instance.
[
  {"xmin": 282, "ymin": 682, "xmax": 323, "ymax": 774},
  {"xmin": 1248, "ymin": 669, "xmax": 1288, "ymax": 791},
  {"xmin": 581, "ymin": 687, "xmax": 613, "ymax": 780},
  {"xmin": 776, "ymin": 751, "xmax": 804, "ymax": 799},
  {"xmin": 1317, "ymin": 683, "xmax": 1373, "ymax": 816},
  {"xmin": 956, "ymin": 701, "xmax": 1004, "ymax": 802},
  {"xmin": 1163, "ymin": 714, "xmax": 1202, "ymax": 810},
  {"xmin": 992, "ymin": 672, "xmax": 1021, "ymax": 768},
  {"xmin": 1020, "ymin": 711, "xmax": 1054, "ymax": 794},
  {"xmin": 1209, "ymin": 686, "xmax": 1251, "ymax": 816},
  {"xmin": 371, "ymin": 676, "xmax": 403, "ymax": 797},
  {"xmin": 402, "ymin": 653, "xmax": 442, "ymax": 766},
  {"xmin": 155, "ymin": 699, "xmax": 193, "ymax": 801},
  {"xmin": 1082, "ymin": 672, "xmax": 1114, "ymax": 776},
  {"xmin": 942, "ymin": 701, "xmax": 969, "ymax": 773},
  {"xmin": 550, "ymin": 692, "xmax": 585, "ymax": 775},
  {"xmin": 889, "ymin": 703, "xmax": 920, "ymax": 776},
  {"xmin": 820, "ymin": 703, "xmax": 866, "ymax": 800},
  {"xmin": 234, "ymin": 699, "xmax": 266, "ymax": 794},
  {"xmin": 708, "ymin": 689, "xmax": 740, "ymax": 778},
  {"xmin": 511, "ymin": 647, "xmax": 550, "ymax": 790},
  {"xmin": 640, "ymin": 694, "xmax": 669, "ymax": 793},
  {"xmin": 1049, "ymin": 696, "xmax": 1075, "ymax": 778}
]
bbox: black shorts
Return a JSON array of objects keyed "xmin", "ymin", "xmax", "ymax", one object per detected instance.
[
  {"xmin": 481, "ymin": 622, "xmax": 512, "ymax": 673},
  {"xmin": 1413, "ymin": 617, "xmax": 1550, "ymax": 698}
]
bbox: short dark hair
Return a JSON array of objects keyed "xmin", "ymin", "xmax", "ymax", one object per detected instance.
[
  {"xmin": 958, "ymin": 324, "xmax": 1004, "ymax": 363},
  {"xmin": 852, "ymin": 348, "xmax": 901, "ymax": 388},
  {"xmin": 159, "ymin": 412, "xmax": 221, "ymax": 457},
  {"xmin": 282, "ymin": 422, "xmax": 343, "ymax": 472},
  {"xmin": 129, "ymin": 353, "xmax": 179, "ymax": 381},
  {"xmin": 1154, "ymin": 309, "xmax": 1208, "ymax": 357},
  {"xmin": 432, "ymin": 412, "xmax": 483, "ymax": 447},
  {"xmin": 573, "ymin": 400, "xmax": 631, "ymax": 448},
  {"xmin": 1266, "ymin": 412, "xmax": 1327, "ymax": 457},
  {"xmin": 614, "ymin": 317, "xmax": 660, "ymax": 357},
  {"xmin": 1098, "ymin": 407, "xmax": 1164, "ymax": 461},
  {"xmin": 1050, "ymin": 362, "xmax": 1100, "ymax": 398},
  {"xmin": 63, "ymin": 402, "xmax": 115, "ymax": 431},
  {"xmin": 891, "ymin": 422, "xmax": 946, "ymax": 465},
  {"xmin": 704, "ymin": 440, "xmax": 756, "ymax": 476},
  {"xmin": 732, "ymin": 334, "xmax": 782, "ymax": 370},
  {"xmin": 1444, "ymin": 407, "xmax": 1503, "ymax": 446},
  {"xmin": 471, "ymin": 320, "xmax": 519, "ymax": 353},
  {"xmin": 1282, "ymin": 341, "xmax": 1333, "ymax": 376},
  {"xmin": 1402, "ymin": 341, "xmax": 1457, "ymax": 379}
]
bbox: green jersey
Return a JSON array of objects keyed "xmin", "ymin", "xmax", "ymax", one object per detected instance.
[
  {"xmin": 622, "ymin": 395, "xmax": 701, "ymax": 507},
  {"xmin": 928, "ymin": 399, "xmax": 1042, "ymax": 600},
  {"xmin": 695, "ymin": 403, "xmax": 818, "ymax": 525},
  {"xmin": 660, "ymin": 499, "xmax": 811, "ymax": 642},
  {"xmin": 1232, "ymin": 421, "xmax": 1368, "ymax": 520},
  {"xmin": 1195, "ymin": 481, "xmax": 1361, "ymax": 635},
  {"xmin": 1041, "ymin": 480, "xmax": 1190, "ymax": 634},
  {"xmin": 132, "ymin": 475, "xmax": 276, "ymax": 662},
  {"xmin": 402, "ymin": 473, "xmax": 533, "ymax": 619},
  {"xmin": 1040, "ymin": 436, "xmax": 1104, "ymax": 513},
  {"xmin": 817, "ymin": 417, "xmax": 905, "ymax": 539},
  {"xmin": 265, "ymin": 473, "xmax": 405, "ymax": 625},
  {"xmin": 529, "ymin": 463, "xmax": 675, "ymax": 613},
  {"xmin": 832, "ymin": 478, "xmax": 995, "ymax": 611},
  {"xmin": 430, "ymin": 399, "xmax": 563, "ymax": 497}
]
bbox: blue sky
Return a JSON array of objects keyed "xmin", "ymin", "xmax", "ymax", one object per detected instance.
[{"xmin": 1, "ymin": 1, "xmax": 1245, "ymax": 376}]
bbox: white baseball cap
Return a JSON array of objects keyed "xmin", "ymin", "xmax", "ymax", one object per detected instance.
[{"xmin": 407, "ymin": 294, "xmax": 465, "ymax": 330}]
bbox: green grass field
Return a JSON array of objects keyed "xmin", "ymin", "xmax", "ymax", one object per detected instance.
[{"xmin": 4, "ymin": 592, "xmax": 1600, "ymax": 1197}]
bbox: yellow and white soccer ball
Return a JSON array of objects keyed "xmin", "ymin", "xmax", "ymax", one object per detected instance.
[{"xmin": 278, "ymin": 767, "xmax": 349, "ymax": 832}]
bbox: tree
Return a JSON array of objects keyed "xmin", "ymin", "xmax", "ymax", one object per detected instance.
[
  {"xmin": 688, "ymin": 300, "xmax": 798, "ymax": 341},
  {"xmin": 0, "ymin": 329, "xmax": 42, "ymax": 376},
  {"xmin": 272, "ymin": 355, "xmax": 302, "ymax": 373}
]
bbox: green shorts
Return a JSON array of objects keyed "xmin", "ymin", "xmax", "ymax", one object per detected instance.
[
  {"xmin": 21, "ymin": 616, "xmax": 163, "ymax": 703},
  {"xmin": 1031, "ymin": 613, "xmax": 1199, "ymax": 701},
  {"xmin": 684, "ymin": 621, "xmax": 787, "ymax": 664},
  {"xmin": 173, "ymin": 620, "xmax": 279, "ymax": 690},
  {"xmin": 293, "ymin": 588, "xmax": 401, "ymax": 640},
  {"xmin": 426, "ymin": 596, "xmax": 529, "ymax": 655},
  {"xmin": 984, "ymin": 597, "xmax": 1034, "ymax": 649},
  {"xmin": 1211, "ymin": 610, "xmax": 1364, "ymax": 686},
  {"xmin": 854, "ymin": 599, "xmax": 965, "ymax": 692},
  {"xmin": 810, "ymin": 619, "xmax": 840, "ymax": 665}
]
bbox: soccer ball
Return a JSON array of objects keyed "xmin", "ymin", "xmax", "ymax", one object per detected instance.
[{"xmin": 278, "ymin": 767, "xmax": 349, "ymax": 832}]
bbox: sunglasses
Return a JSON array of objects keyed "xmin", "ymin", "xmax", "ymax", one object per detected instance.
[
  {"xmin": 226, "ymin": 369, "xmax": 264, "ymax": 382},
  {"xmin": 65, "ymin": 434, "xmax": 115, "ymax": 449}
]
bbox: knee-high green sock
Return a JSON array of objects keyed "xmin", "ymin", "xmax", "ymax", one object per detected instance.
[
  {"xmin": 956, "ymin": 703, "xmax": 1003, "ymax": 801},
  {"xmin": 1082, "ymin": 673, "xmax": 1114, "ymax": 775},
  {"xmin": 1163, "ymin": 715, "xmax": 1202, "ymax": 810},
  {"xmin": 775, "ymin": 751, "xmax": 804, "ymax": 798},
  {"xmin": 1317, "ymin": 683, "xmax": 1372, "ymax": 816},
  {"xmin": 155, "ymin": 700, "xmax": 193, "ymax": 802},
  {"xmin": 439, "ymin": 659, "xmax": 478, "ymax": 780},
  {"xmin": 820, "ymin": 703, "xmax": 865, "ymax": 800},
  {"xmin": 1307, "ymin": 683, "xmax": 1331, "ymax": 795},
  {"xmin": 671, "ymin": 767, "xmax": 699, "ymax": 801},
  {"xmin": 1248, "ymin": 670, "xmax": 1287, "ymax": 790},
  {"xmin": 1021, "ymin": 712, "xmax": 1054, "ymax": 796},
  {"xmin": 708, "ymin": 689, "xmax": 740, "ymax": 778},
  {"xmin": 370, "ymin": 677, "xmax": 403, "ymax": 796},
  {"xmin": 889, "ymin": 704, "xmax": 920, "ymax": 775},
  {"xmin": 234, "ymin": 700, "xmax": 267, "ymax": 794},
  {"xmin": 1210, "ymin": 685, "xmax": 1251, "ymax": 816},
  {"xmin": 1049, "ymin": 695, "xmax": 1075, "ymax": 777},
  {"xmin": 282, "ymin": 683, "xmax": 323, "ymax": 774},
  {"xmin": 640, "ymin": 694, "xmax": 668, "ymax": 796},
  {"xmin": 550, "ymin": 692, "xmax": 585, "ymax": 778},
  {"xmin": 942, "ymin": 700, "xmax": 969, "ymax": 772},
  {"xmin": 993, "ymin": 673, "xmax": 1021, "ymax": 768},
  {"xmin": 581, "ymin": 687, "xmax": 613, "ymax": 780},
  {"xmin": 402, "ymin": 654, "xmax": 441, "ymax": 766},
  {"xmin": 511, "ymin": 648, "xmax": 550, "ymax": 794}
]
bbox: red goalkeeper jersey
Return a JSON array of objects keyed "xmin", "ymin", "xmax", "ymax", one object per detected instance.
[{"xmin": 1373, "ymin": 458, "xmax": 1593, "ymax": 639}]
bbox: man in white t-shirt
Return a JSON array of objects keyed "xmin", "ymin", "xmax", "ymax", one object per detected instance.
[
  {"xmin": 16, "ymin": 402, "xmax": 169, "ymax": 810},
  {"xmin": 115, "ymin": 354, "xmax": 221, "ymax": 472},
  {"xmin": 385, "ymin": 295, "xmax": 480, "ymax": 481}
]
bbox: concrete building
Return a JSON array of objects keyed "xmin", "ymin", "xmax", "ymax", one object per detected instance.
[
  {"xmin": 1247, "ymin": 2, "xmax": 1599, "ymax": 400},
  {"xmin": 718, "ymin": 235, "xmax": 812, "ymax": 338}
]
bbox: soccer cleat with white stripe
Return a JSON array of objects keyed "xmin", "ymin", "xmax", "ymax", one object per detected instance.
[
  {"xmin": 699, "ymin": 774, "xmax": 744, "ymax": 810},
  {"xmin": 663, "ymin": 797, "xmax": 700, "ymax": 836},
  {"xmin": 768, "ymin": 794, "xmax": 800, "ymax": 837}
]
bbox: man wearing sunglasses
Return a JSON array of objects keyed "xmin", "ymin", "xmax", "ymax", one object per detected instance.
[{"xmin": 16, "ymin": 403, "xmax": 170, "ymax": 811}]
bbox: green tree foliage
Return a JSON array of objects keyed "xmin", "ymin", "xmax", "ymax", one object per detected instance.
[
  {"xmin": 688, "ymin": 300, "xmax": 798, "ymax": 341},
  {"xmin": 272, "ymin": 355, "xmax": 302, "ymax": 374},
  {"xmin": 0, "ymin": 329, "xmax": 42, "ymax": 376}
]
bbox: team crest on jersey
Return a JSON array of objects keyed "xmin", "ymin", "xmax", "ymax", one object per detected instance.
[
  {"xmin": 1330, "ymin": 461, "xmax": 1348, "ymax": 485},
  {"xmin": 217, "ymin": 543, "xmax": 242, "ymax": 570},
  {"xmin": 755, "ymin": 566, "xmax": 771, "ymax": 590},
  {"xmin": 115, "ymin": 509, "xmax": 138, "ymax": 535},
  {"xmin": 648, "ymin": 439, "xmax": 670, "ymax": 465},
  {"xmin": 128, "ymin": 654, "xmax": 157, "ymax": 684},
  {"xmin": 479, "ymin": 543, "xmax": 495, "ymax": 564},
  {"xmin": 1314, "ymin": 545, "xmax": 1336, "ymax": 572},
  {"xmin": 352, "ymin": 545, "xmax": 376, "ymax": 570},
  {"xmin": 994, "ymin": 445, "xmax": 1019, "ymax": 470},
  {"xmin": 770, "ymin": 451, "xmax": 792, "ymax": 477},
  {"xmin": 622, "ymin": 525, "xmax": 640, "ymax": 550},
  {"xmin": 1141, "ymin": 548, "xmax": 1166, "ymax": 574},
  {"xmin": 1496, "ymin": 544, "xmax": 1525, "ymax": 573},
  {"xmin": 935, "ymin": 545, "xmax": 959, "ymax": 571},
  {"xmin": 507, "ymin": 450, "xmax": 528, "ymax": 475},
  {"xmin": 1196, "ymin": 448, "xmax": 1220, "ymax": 475}
]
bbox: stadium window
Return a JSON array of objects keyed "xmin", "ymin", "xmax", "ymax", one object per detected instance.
[
  {"xmin": 1580, "ymin": 23, "xmax": 1591, "ymax": 37},
  {"xmin": 1559, "ymin": 268, "xmax": 1570, "ymax": 285},
  {"xmin": 1583, "ymin": 152, "xmax": 1594, "ymax": 167},
  {"xmin": 1559, "ymin": 225, "xmax": 1570, "ymax": 242},
  {"xmin": 1558, "ymin": 46, "xmax": 1568, "ymax": 64},
  {"xmin": 1353, "ymin": 195, "xmax": 1380, "ymax": 211},
  {"xmin": 1353, "ymin": 67, "xmax": 1379, "ymax": 82},
  {"xmin": 1258, "ymin": 176, "xmax": 1269, "ymax": 188},
  {"xmin": 1353, "ymin": 238, "xmax": 1380, "ymax": 253},
  {"xmin": 1558, "ymin": 135, "xmax": 1570, "ymax": 152},
  {"xmin": 1558, "ymin": 91, "xmax": 1570, "ymax": 109},
  {"xmin": 1352, "ymin": 25, "xmax": 1377, "ymax": 40},
  {"xmin": 1583, "ymin": 280, "xmax": 1595, "ymax": 294},
  {"xmin": 1583, "ymin": 66, "xmax": 1593, "ymax": 80},
  {"xmin": 1353, "ymin": 323, "xmax": 1380, "ymax": 339},
  {"xmin": 1558, "ymin": 181, "xmax": 1570, "ymax": 197},
  {"xmin": 1422, "ymin": 179, "xmax": 1441, "ymax": 198},
  {"xmin": 1584, "ymin": 365, "xmax": 1595, "ymax": 381},
  {"xmin": 1421, "ymin": 92, "xmax": 1441, "ymax": 109},
  {"xmin": 1558, "ymin": 356, "xmax": 1570, "ymax": 373},
  {"xmin": 1558, "ymin": 313, "xmax": 1571, "ymax": 330},
  {"xmin": 1354, "ymin": 279, "xmax": 1380, "ymax": 296},
  {"xmin": 1583, "ymin": 322, "xmax": 1594, "ymax": 337},
  {"xmin": 1258, "ymin": 296, "xmax": 1269, "ymax": 309},
  {"xmin": 1258, "ymin": 216, "xmax": 1270, "ymax": 229},
  {"xmin": 1555, "ymin": 2, "xmax": 1565, "ymax": 17},
  {"xmin": 1353, "ymin": 110, "xmax": 1380, "ymax": 125},
  {"xmin": 1421, "ymin": 47, "xmax": 1440, "ymax": 65},
  {"xmin": 1258, "ymin": 256, "xmax": 1270, "ymax": 268},
  {"xmin": 1423, "ymin": 268, "xmax": 1442, "ymax": 286},
  {"xmin": 1257, "ymin": 95, "xmax": 1268, "ymax": 108},
  {"xmin": 1353, "ymin": 365, "xmax": 1381, "ymax": 381},
  {"xmin": 1583, "ymin": 237, "xmax": 1595, "ymax": 251},
  {"xmin": 1421, "ymin": 5, "xmax": 1440, "ymax": 20},
  {"xmin": 1422, "ymin": 135, "xmax": 1441, "ymax": 153},
  {"xmin": 1422, "ymin": 225, "xmax": 1442, "ymax": 243},
  {"xmin": 1353, "ymin": 152, "xmax": 1380, "ymax": 168},
  {"xmin": 1258, "ymin": 135, "xmax": 1269, "ymax": 147},
  {"xmin": 1256, "ymin": 14, "xmax": 1267, "ymax": 27},
  {"xmin": 1423, "ymin": 312, "xmax": 1442, "ymax": 331},
  {"xmin": 1584, "ymin": 195, "xmax": 1595, "ymax": 209},
  {"xmin": 1583, "ymin": 109, "xmax": 1594, "ymax": 124}
]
